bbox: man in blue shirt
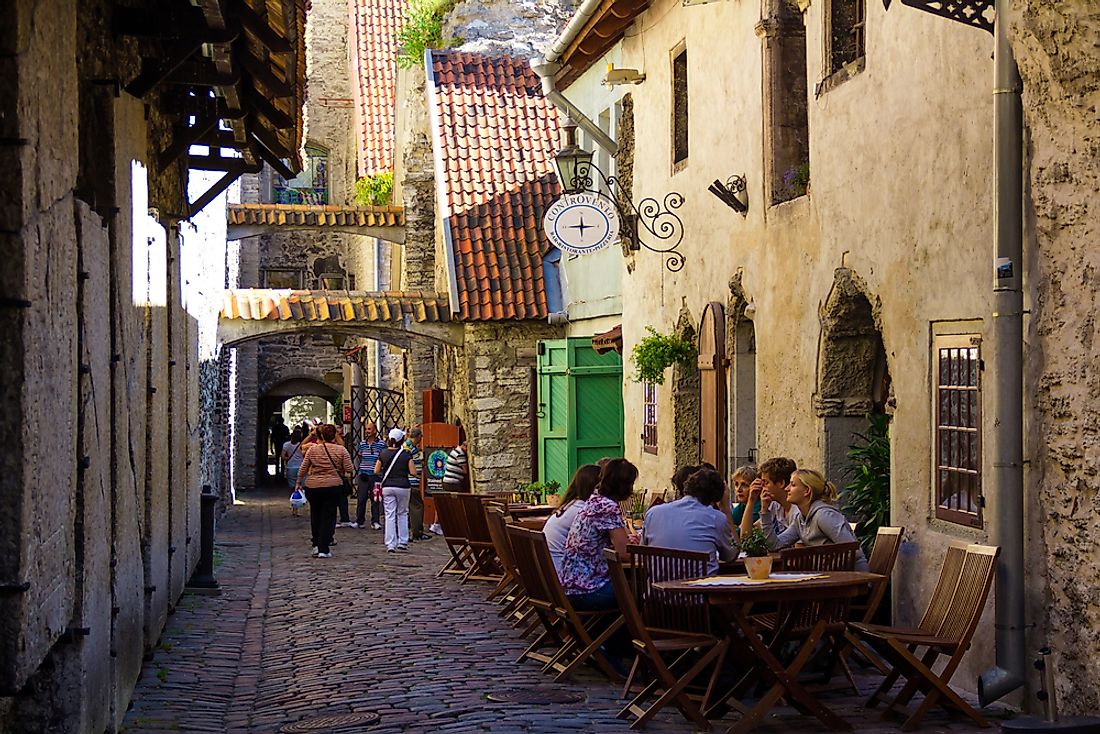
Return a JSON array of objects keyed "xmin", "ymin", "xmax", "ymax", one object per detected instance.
[
  {"xmin": 643, "ymin": 467, "xmax": 737, "ymax": 575},
  {"xmin": 353, "ymin": 422, "xmax": 388, "ymax": 529}
]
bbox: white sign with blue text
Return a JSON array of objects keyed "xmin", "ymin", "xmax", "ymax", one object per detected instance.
[{"xmin": 542, "ymin": 192, "xmax": 621, "ymax": 256}]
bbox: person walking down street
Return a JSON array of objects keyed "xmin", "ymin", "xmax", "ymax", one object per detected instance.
[
  {"xmin": 270, "ymin": 415, "xmax": 290, "ymax": 479},
  {"xmin": 296, "ymin": 424, "xmax": 353, "ymax": 558},
  {"xmin": 376, "ymin": 428, "xmax": 417, "ymax": 552},
  {"xmin": 282, "ymin": 428, "xmax": 305, "ymax": 516},
  {"xmin": 332, "ymin": 428, "xmax": 353, "ymax": 527},
  {"xmin": 354, "ymin": 423, "xmax": 387, "ymax": 530},
  {"xmin": 404, "ymin": 427, "xmax": 432, "ymax": 542}
]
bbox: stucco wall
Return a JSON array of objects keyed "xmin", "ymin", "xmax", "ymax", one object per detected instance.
[
  {"xmin": 608, "ymin": 0, "xmax": 1000, "ymax": 689},
  {"xmin": 1011, "ymin": 0, "xmax": 1100, "ymax": 712}
]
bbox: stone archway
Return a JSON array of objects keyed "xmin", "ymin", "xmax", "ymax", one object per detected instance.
[
  {"xmin": 257, "ymin": 376, "xmax": 340, "ymax": 486},
  {"xmin": 816, "ymin": 268, "xmax": 892, "ymax": 483}
]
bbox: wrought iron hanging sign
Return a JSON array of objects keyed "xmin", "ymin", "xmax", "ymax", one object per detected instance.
[
  {"xmin": 542, "ymin": 192, "xmax": 621, "ymax": 256},
  {"xmin": 549, "ymin": 123, "xmax": 687, "ymax": 272}
]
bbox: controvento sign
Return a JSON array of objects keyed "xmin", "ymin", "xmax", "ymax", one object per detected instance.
[{"xmin": 542, "ymin": 192, "xmax": 621, "ymax": 256}]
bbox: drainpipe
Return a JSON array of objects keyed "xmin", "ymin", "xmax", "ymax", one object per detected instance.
[
  {"xmin": 977, "ymin": 0, "xmax": 1026, "ymax": 707},
  {"xmin": 530, "ymin": 57, "xmax": 617, "ymax": 156}
]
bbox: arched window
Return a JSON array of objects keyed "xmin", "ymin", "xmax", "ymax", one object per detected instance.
[{"xmin": 273, "ymin": 144, "xmax": 329, "ymax": 204}]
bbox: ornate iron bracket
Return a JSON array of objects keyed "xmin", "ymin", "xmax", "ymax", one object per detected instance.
[
  {"xmin": 569, "ymin": 161, "xmax": 687, "ymax": 273},
  {"xmin": 884, "ymin": 0, "xmax": 994, "ymax": 33},
  {"xmin": 708, "ymin": 174, "xmax": 749, "ymax": 216}
]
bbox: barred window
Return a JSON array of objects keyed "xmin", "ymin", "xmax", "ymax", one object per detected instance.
[
  {"xmin": 934, "ymin": 334, "xmax": 982, "ymax": 527},
  {"xmin": 642, "ymin": 381, "xmax": 658, "ymax": 455},
  {"xmin": 827, "ymin": 0, "xmax": 865, "ymax": 74}
]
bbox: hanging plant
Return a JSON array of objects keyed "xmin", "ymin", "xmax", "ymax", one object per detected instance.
[
  {"xmin": 354, "ymin": 173, "xmax": 394, "ymax": 207},
  {"xmin": 630, "ymin": 326, "xmax": 696, "ymax": 384}
]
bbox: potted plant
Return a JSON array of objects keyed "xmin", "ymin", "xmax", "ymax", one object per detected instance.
[
  {"xmin": 630, "ymin": 326, "xmax": 696, "ymax": 385},
  {"xmin": 518, "ymin": 480, "xmax": 560, "ymax": 506},
  {"xmin": 739, "ymin": 527, "xmax": 773, "ymax": 580}
]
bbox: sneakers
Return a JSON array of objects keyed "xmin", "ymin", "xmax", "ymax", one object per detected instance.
[
  {"xmin": 397, "ymin": 544, "xmax": 408, "ymax": 551},
  {"xmin": 429, "ymin": 523, "xmax": 443, "ymax": 535},
  {"xmin": 387, "ymin": 548, "xmax": 396, "ymax": 553},
  {"xmin": 348, "ymin": 522, "xmax": 361, "ymax": 529},
  {"xmin": 371, "ymin": 522, "xmax": 382, "ymax": 530},
  {"xmin": 317, "ymin": 552, "xmax": 332, "ymax": 558},
  {"xmin": 311, "ymin": 546, "xmax": 319, "ymax": 557},
  {"xmin": 414, "ymin": 533, "xmax": 434, "ymax": 541},
  {"xmin": 336, "ymin": 522, "xmax": 352, "ymax": 528}
]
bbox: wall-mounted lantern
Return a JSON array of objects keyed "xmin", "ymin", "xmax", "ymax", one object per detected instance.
[{"xmin": 708, "ymin": 174, "xmax": 749, "ymax": 216}]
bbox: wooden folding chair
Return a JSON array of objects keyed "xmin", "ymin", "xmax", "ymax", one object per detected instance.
[
  {"xmin": 779, "ymin": 541, "xmax": 860, "ymax": 572},
  {"xmin": 852, "ymin": 543, "xmax": 999, "ymax": 731},
  {"xmin": 506, "ymin": 526, "xmax": 623, "ymax": 682},
  {"xmin": 838, "ymin": 526, "xmax": 905, "ymax": 680},
  {"xmin": 485, "ymin": 509, "xmax": 528, "ymax": 611},
  {"xmin": 606, "ymin": 546, "xmax": 728, "ymax": 730},
  {"xmin": 432, "ymin": 492, "xmax": 474, "ymax": 578},
  {"xmin": 456, "ymin": 493, "xmax": 503, "ymax": 583}
]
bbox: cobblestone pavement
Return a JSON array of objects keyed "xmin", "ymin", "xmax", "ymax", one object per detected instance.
[{"xmin": 123, "ymin": 490, "xmax": 1008, "ymax": 733}]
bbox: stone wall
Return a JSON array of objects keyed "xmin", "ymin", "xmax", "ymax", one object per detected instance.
[
  {"xmin": 1011, "ymin": 1, "xmax": 1100, "ymax": 712},
  {"xmin": 458, "ymin": 322, "xmax": 560, "ymax": 493},
  {"xmin": 0, "ymin": 1, "xmax": 221, "ymax": 729}
]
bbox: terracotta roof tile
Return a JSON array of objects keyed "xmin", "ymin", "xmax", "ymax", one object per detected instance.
[
  {"xmin": 350, "ymin": 0, "xmax": 408, "ymax": 176},
  {"xmin": 221, "ymin": 289, "xmax": 450, "ymax": 323},
  {"xmin": 228, "ymin": 203, "xmax": 405, "ymax": 227},
  {"xmin": 428, "ymin": 51, "xmax": 561, "ymax": 322}
]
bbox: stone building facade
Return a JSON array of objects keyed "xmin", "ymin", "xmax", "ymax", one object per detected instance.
[{"xmin": 0, "ymin": 0, "xmax": 303, "ymax": 729}]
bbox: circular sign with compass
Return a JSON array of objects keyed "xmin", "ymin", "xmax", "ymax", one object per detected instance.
[{"xmin": 542, "ymin": 192, "xmax": 621, "ymax": 256}]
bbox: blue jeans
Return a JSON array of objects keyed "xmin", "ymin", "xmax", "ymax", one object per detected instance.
[{"xmin": 567, "ymin": 580, "xmax": 618, "ymax": 611}]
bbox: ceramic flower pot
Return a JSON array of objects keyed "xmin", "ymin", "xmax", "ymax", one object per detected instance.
[
  {"xmin": 546, "ymin": 493, "xmax": 561, "ymax": 508},
  {"xmin": 744, "ymin": 555, "xmax": 773, "ymax": 580}
]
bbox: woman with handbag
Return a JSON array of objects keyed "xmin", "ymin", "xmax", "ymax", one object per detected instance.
[
  {"xmin": 295, "ymin": 424, "xmax": 354, "ymax": 558},
  {"xmin": 375, "ymin": 428, "xmax": 418, "ymax": 552}
]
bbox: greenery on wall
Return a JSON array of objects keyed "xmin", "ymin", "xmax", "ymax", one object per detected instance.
[
  {"xmin": 354, "ymin": 172, "xmax": 394, "ymax": 207},
  {"xmin": 841, "ymin": 413, "xmax": 891, "ymax": 555},
  {"xmin": 395, "ymin": 0, "xmax": 458, "ymax": 69},
  {"xmin": 630, "ymin": 326, "xmax": 696, "ymax": 384}
]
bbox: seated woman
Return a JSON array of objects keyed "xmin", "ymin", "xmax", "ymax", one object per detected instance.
[
  {"xmin": 729, "ymin": 464, "xmax": 759, "ymax": 543},
  {"xmin": 643, "ymin": 467, "xmax": 737, "ymax": 575},
  {"xmin": 544, "ymin": 464, "xmax": 601, "ymax": 574},
  {"xmin": 559, "ymin": 458, "xmax": 638, "ymax": 611},
  {"xmin": 760, "ymin": 468, "xmax": 869, "ymax": 572}
]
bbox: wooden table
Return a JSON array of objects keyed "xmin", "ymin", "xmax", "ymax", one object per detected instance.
[
  {"xmin": 507, "ymin": 504, "xmax": 556, "ymax": 519},
  {"xmin": 654, "ymin": 571, "xmax": 882, "ymax": 733}
]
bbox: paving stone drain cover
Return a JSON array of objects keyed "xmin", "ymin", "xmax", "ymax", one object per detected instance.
[
  {"xmin": 280, "ymin": 712, "xmax": 380, "ymax": 732},
  {"xmin": 486, "ymin": 688, "xmax": 587, "ymax": 705}
]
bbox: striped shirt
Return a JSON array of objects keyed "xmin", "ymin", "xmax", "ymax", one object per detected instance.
[
  {"xmin": 357, "ymin": 438, "xmax": 387, "ymax": 474},
  {"xmin": 443, "ymin": 446, "xmax": 468, "ymax": 484},
  {"xmin": 403, "ymin": 439, "xmax": 423, "ymax": 476}
]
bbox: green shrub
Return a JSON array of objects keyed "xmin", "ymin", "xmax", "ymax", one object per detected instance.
[
  {"xmin": 630, "ymin": 326, "xmax": 696, "ymax": 384},
  {"xmin": 396, "ymin": 0, "xmax": 456, "ymax": 69},
  {"xmin": 354, "ymin": 172, "xmax": 394, "ymax": 207},
  {"xmin": 738, "ymin": 527, "xmax": 770, "ymax": 557},
  {"xmin": 841, "ymin": 413, "xmax": 891, "ymax": 556}
]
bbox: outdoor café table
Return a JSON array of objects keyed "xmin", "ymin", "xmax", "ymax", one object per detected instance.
[
  {"xmin": 654, "ymin": 570, "xmax": 883, "ymax": 734},
  {"xmin": 507, "ymin": 504, "xmax": 556, "ymax": 519}
]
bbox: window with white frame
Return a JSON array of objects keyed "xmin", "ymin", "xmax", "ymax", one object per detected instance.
[{"xmin": 642, "ymin": 380, "xmax": 658, "ymax": 454}]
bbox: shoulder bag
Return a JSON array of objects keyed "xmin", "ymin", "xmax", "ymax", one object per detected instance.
[
  {"xmin": 374, "ymin": 448, "xmax": 405, "ymax": 502},
  {"xmin": 320, "ymin": 442, "xmax": 354, "ymax": 496}
]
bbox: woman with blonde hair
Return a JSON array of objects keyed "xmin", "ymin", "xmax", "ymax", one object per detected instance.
[{"xmin": 760, "ymin": 468, "xmax": 869, "ymax": 572}]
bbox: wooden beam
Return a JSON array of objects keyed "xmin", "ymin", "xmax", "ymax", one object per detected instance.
[
  {"xmin": 228, "ymin": 0, "xmax": 294, "ymax": 53},
  {"xmin": 158, "ymin": 116, "xmax": 219, "ymax": 173},
  {"xmin": 167, "ymin": 61, "xmax": 242, "ymax": 88},
  {"xmin": 125, "ymin": 40, "xmax": 203, "ymax": 98},
  {"xmin": 248, "ymin": 117, "xmax": 294, "ymax": 160},
  {"xmin": 188, "ymin": 162, "xmax": 260, "ymax": 216},
  {"xmin": 239, "ymin": 51, "xmax": 293, "ymax": 97},
  {"xmin": 246, "ymin": 88, "xmax": 294, "ymax": 129},
  {"xmin": 186, "ymin": 152, "xmax": 250, "ymax": 171},
  {"xmin": 166, "ymin": 94, "xmax": 247, "ymax": 120},
  {"xmin": 249, "ymin": 139, "xmax": 295, "ymax": 180},
  {"xmin": 194, "ymin": 130, "xmax": 248, "ymax": 149}
]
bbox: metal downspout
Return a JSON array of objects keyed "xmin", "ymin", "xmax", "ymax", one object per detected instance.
[
  {"xmin": 978, "ymin": 0, "xmax": 1027, "ymax": 706},
  {"xmin": 530, "ymin": 58, "xmax": 618, "ymax": 156}
]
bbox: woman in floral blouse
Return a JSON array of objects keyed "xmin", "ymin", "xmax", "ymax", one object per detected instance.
[{"xmin": 559, "ymin": 458, "xmax": 639, "ymax": 610}]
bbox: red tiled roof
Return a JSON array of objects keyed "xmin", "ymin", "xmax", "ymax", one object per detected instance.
[
  {"xmin": 428, "ymin": 51, "xmax": 563, "ymax": 321},
  {"xmin": 350, "ymin": 0, "xmax": 408, "ymax": 176},
  {"xmin": 220, "ymin": 289, "xmax": 450, "ymax": 323},
  {"xmin": 555, "ymin": 0, "xmax": 651, "ymax": 90},
  {"xmin": 228, "ymin": 203, "xmax": 404, "ymax": 227}
]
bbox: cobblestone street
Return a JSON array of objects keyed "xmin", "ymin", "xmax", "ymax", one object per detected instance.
[{"xmin": 122, "ymin": 491, "xmax": 1006, "ymax": 734}]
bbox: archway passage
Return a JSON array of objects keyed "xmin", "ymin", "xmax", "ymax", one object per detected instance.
[
  {"xmin": 816, "ymin": 270, "xmax": 892, "ymax": 487},
  {"xmin": 258, "ymin": 377, "xmax": 339, "ymax": 487}
]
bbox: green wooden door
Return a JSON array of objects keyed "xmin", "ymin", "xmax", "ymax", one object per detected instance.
[{"xmin": 538, "ymin": 338, "xmax": 624, "ymax": 489}]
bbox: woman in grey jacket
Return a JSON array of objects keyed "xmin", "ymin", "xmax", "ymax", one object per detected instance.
[{"xmin": 760, "ymin": 469, "xmax": 869, "ymax": 572}]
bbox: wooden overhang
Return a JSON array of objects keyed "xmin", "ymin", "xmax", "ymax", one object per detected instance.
[
  {"xmin": 227, "ymin": 203, "xmax": 407, "ymax": 242},
  {"xmin": 591, "ymin": 323, "xmax": 623, "ymax": 355},
  {"xmin": 116, "ymin": 0, "xmax": 308, "ymax": 214},
  {"xmin": 555, "ymin": 0, "xmax": 651, "ymax": 89}
]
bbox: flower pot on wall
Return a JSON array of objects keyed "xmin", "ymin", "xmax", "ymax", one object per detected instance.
[{"xmin": 744, "ymin": 556, "xmax": 773, "ymax": 580}]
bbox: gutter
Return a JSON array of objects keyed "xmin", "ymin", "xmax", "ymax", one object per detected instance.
[
  {"xmin": 531, "ymin": 0, "xmax": 618, "ymax": 157},
  {"xmin": 977, "ymin": 0, "xmax": 1027, "ymax": 706},
  {"xmin": 424, "ymin": 48, "xmax": 462, "ymax": 315}
]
